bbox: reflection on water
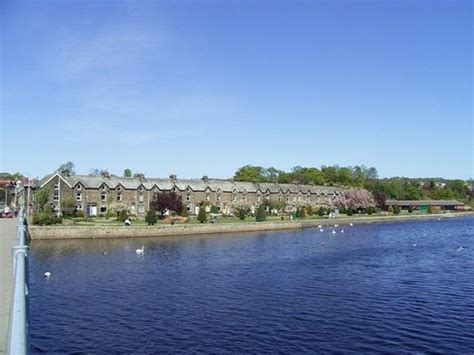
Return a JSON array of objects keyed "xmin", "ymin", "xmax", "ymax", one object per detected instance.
[{"xmin": 29, "ymin": 217, "xmax": 474, "ymax": 353}]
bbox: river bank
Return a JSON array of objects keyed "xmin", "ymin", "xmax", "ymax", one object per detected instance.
[{"xmin": 28, "ymin": 212, "xmax": 474, "ymax": 240}]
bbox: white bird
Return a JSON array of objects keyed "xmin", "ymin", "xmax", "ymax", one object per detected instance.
[
  {"xmin": 341, "ymin": 229, "xmax": 344, "ymax": 234},
  {"xmin": 334, "ymin": 224, "xmax": 339, "ymax": 227},
  {"xmin": 349, "ymin": 223, "xmax": 353, "ymax": 226},
  {"xmin": 103, "ymin": 252, "xmax": 108, "ymax": 255},
  {"xmin": 457, "ymin": 246, "xmax": 464, "ymax": 252},
  {"xmin": 319, "ymin": 228, "xmax": 324, "ymax": 232},
  {"xmin": 332, "ymin": 230, "xmax": 337, "ymax": 235},
  {"xmin": 413, "ymin": 243, "xmax": 417, "ymax": 247},
  {"xmin": 317, "ymin": 225, "xmax": 322, "ymax": 228},
  {"xmin": 44, "ymin": 272, "xmax": 51, "ymax": 278},
  {"xmin": 135, "ymin": 245, "xmax": 144, "ymax": 254}
]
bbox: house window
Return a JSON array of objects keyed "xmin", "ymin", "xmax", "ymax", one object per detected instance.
[
  {"xmin": 100, "ymin": 206, "xmax": 107, "ymax": 213},
  {"xmin": 76, "ymin": 204, "xmax": 82, "ymax": 210},
  {"xmin": 242, "ymin": 190, "xmax": 247, "ymax": 200},
  {"xmin": 186, "ymin": 187, "xmax": 192, "ymax": 202},
  {"xmin": 117, "ymin": 192, "xmax": 122, "ymax": 202},
  {"xmin": 138, "ymin": 194, "xmax": 144, "ymax": 202},
  {"xmin": 217, "ymin": 189, "xmax": 221, "ymax": 202},
  {"xmin": 54, "ymin": 183, "xmax": 59, "ymax": 190},
  {"xmin": 138, "ymin": 205, "xmax": 145, "ymax": 213},
  {"xmin": 53, "ymin": 191, "xmax": 59, "ymax": 201},
  {"xmin": 76, "ymin": 192, "xmax": 82, "ymax": 201},
  {"xmin": 232, "ymin": 189, "xmax": 237, "ymax": 202},
  {"xmin": 206, "ymin": 189, "xmax": 211, "ymax": 202},
  {"xmin": 77, "ymin": 185, "xmax": 82, "ymax": 191}
]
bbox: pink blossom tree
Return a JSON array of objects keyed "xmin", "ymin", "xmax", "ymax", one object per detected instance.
[{"xmin": 335, "ymin": 188, "xmax": 376, "ymax": 212}]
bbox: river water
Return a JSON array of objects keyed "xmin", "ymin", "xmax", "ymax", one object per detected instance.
[{"xmin": 29, "ymin": 217, "xmax": 473, "ymax": 353}]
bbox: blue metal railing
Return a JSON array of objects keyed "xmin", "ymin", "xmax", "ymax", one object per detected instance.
[{"xmin": 8, "ymin": 207, "xmax": 29, "ymax": 355}]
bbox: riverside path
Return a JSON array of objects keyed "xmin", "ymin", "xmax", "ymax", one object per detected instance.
[{"xmin": 0, "ymin": 218, "xmax": 17, "ymax": 353}]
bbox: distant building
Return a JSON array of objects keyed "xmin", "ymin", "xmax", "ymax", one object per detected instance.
[
  {"xmin": 385, "ymin": 199, "xmax": 468, "ymax": 212},
  {"xmin": 36, "ymin": 172, "xmax": 345, "ymax": 217}
]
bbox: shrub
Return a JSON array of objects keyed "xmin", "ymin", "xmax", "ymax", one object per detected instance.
[
  {"xmin": 366, "ymin": 207, "xmax": 375, "ymax": 215},
  {"xmin": 299, "ymin": 207, "xmax": 306, "ymax": 219},
  {"xmin": 427, "ymin": 205, "xmax": 433, "ymax": 214},
  {"xmin": 408, "ymin": 206, "xmax": 414, "ymax": 214},
  {"xmin": 346, "ymin": 208, "xmax": 354, "ymax": 216},
  {"xmin": 74, "ymin": 210, "xmax": 84, "ymax": 218},
  {"xmin": 387, "ymin": 205, "xmax": 394, "ymax": 213},
  {"xmin": 393, "ymin": 205, "xmax": 401, "ymax": 215},
  {"xmin": 117, "ymin": 209, "xmax": 129, "ymax": 222},
  {"xmin": 256, "ymin": 204, "xmax": 267, "ymax": 222},
  {"xmin": 180, "ymin": 207, "xmax": 189, "ymax": 217},
  {"xmin": 318, "ymin": 207, "xmax": 325, "ymax": 217},
  {"xmin": 306, "ymin": 205, "xmax": 313, "ymax": 216},
  {"xmin": 32, "ymin": 212, "xmax": 61, "ymax": 226},
  {"xmin": 197, "ymin": 207, "xmax": 207, "ymax": 223},
  {"xmin": 145, "ymin": 207, "xmax": 158, "ymax": 225},
  {"xmin": 210, "ymin": 205, "xmax": 219, "ymax": 214}
]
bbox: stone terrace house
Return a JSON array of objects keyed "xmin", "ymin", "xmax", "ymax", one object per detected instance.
[{"xmin": 38, "ymin": 172, "xmax": 344, "ymax": 217}]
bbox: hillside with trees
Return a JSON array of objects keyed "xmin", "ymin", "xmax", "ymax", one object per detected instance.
[{"xmin": 232, "ymin": 165, "xmax": 473, "ymax": 208}]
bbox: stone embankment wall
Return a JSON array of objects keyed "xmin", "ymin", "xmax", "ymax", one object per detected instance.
[{"xmin": 28, "ymin": 212, "xmax": 474, "ymax": 240}]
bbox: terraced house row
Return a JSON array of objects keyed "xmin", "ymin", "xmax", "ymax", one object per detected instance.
[{"xmin": 37, "ymin": 172, "xmax": 345, "ymax": 216}]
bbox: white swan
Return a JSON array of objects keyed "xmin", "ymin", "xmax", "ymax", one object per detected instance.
[
  {"xmin": 341, "ymin": 229, "xmax": 344, "ymax": 234},
  {"xmin": 136, "ymin": 245, "xmax": 144, "ymax": 254},
  {"xmin": 44, "ymin": 272, "xmax": 51, "ymax": 278},
  {"xmin": 349, "ymin": 223, "xmax": 353, "ymax": 226},
  {"xmin": 332, "ymin": 230, "xmax": 337, "ymax": 235},
  {"xmin": 319, "ymin": 228, "xmax": 324, "ymax": 232}
]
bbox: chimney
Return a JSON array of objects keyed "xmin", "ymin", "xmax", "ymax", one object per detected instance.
[
  {"xmin": 61, "ymin": 169, "xmax": 71, "ymax": 177},
  {"xmin": 202, "ymin": 175, "xmax": 209, "ymax": 183},
  {"xmin": 101, "ymin": 170, "xmax": 110, "ymax": 179},
  {"xmin": 169, "ymin": 174, "xmax": 177, "ymax": 182}
]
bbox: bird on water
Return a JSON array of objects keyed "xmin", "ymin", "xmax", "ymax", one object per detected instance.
[
  {"xmin": 44, "ymin": 272, "xmax": 51, "ymax": 278},
  {"xmin": 136, "ymin": 245, "xmax": 145, "ymax": 254}
]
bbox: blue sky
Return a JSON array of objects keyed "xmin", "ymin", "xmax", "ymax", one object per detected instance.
[{"xmin": 1, "ymin": 0, "xmax": 472, "ymax": 180}]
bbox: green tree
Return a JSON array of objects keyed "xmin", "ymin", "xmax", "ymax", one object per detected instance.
[
  {"xmin": 145, "ymin": 207, "xmax": 158, "ymax": 225},
  {"xmin": 57, "ymin": 161, "xmax": 75, "ymax": 175},
  {"xmin": 234, "ymin": 205, "xmax": 249, "ymax": 220},
  {"xmin": 255, "ymin": 204, "xmax": 267, "ymax": 222},
  {"xmin": 318, "ymin": 206, "xmax": 325, "ymax": 216},
  {"xmin": 234, "ymin": 165, "xmax": 266, "ymax": 182},
  {"xmin": 306, "ymin": 205, "xmax": 313, "ymax": 216},
  {"xmin": 299, "ymin": 207, "xmax": 306, "ymax": 219},
  {"xmin": 393, "ymin": 205, "xmax": 401, "ymax": 214},
  {"xmin": 197, "ymin": 207, "xmax": 207, "ymax": 223},
  {"xmin": 123, "ymin": 169, "xmax": 132, "ymax": 177},
  {"xmin": 35, "ymin": 187, "xmax": 50, "ymax": 212},
  {"xmin": 210, "ymin": 205, "xmax": 219, "ymax": 214},
  {"xmin": 117, "ymin": 209, "xmax": 129, "ymax": 222}
]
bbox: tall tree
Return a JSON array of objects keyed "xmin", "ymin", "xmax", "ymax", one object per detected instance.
[
  {"xmin": 123, "ymin": 169, "xmax": 132, "ymax": 177},
  {"xmin": 234, "ymin": 165, "xmax": 266, "ymax": 182},
  {"xmin": 57, "ymin": 161, "xmax": 75, "ymax": 175}
]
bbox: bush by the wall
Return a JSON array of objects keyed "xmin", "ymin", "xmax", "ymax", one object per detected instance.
[
  {"xmin": 32, "ymin": 212, "xmax": 62, "ymax": 226},
  {"xmin": 256, "ymin": 204, "xmax": 267, "ymax": 222}
]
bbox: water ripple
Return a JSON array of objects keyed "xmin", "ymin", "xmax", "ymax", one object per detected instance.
[{"xmin": 28, "ymin": 217, "xmax": 474, "ymax": 353}]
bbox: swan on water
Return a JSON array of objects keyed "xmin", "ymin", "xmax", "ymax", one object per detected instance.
[
  {"xmin": 413, "ymin": 243, "xmax": 417, "ymax": 247},
  {"xmin": 319, "ymin": 228, "xmax": 324, "ymax": 232},
  {"xmin": 136, "ymin": 245, "xmax": 144, "ymax": 254},
  {"xmin": 349, "ymin": 223, "xmax": 354, "ymax": 226},
  {"xmin": 457, "ymin": 246, "xmax": 464, "ymax": 252},
  {"xmin": 44, "ymin": 272, "xmax": 51, "ymax": 278},
  {"xmin": 332, "ymin": 230, "xmax": 337, "ymax": 235},
  {"xmin": 341, "ymin": 229, "xmax": 344, "ymax": 233}
]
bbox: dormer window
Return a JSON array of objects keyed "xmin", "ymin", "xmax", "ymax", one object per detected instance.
[
  {"xmin": 77, "ymin": 185, "xmax": 82, "ymax": 191},
  {"xmin": 217, "ymin": 188, "xmax": 221, "ymax": 202}
]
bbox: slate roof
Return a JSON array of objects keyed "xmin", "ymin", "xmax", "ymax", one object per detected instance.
[{"xmin": 41, "ymin": 173, "xmax": 343, "ymax": 194}]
